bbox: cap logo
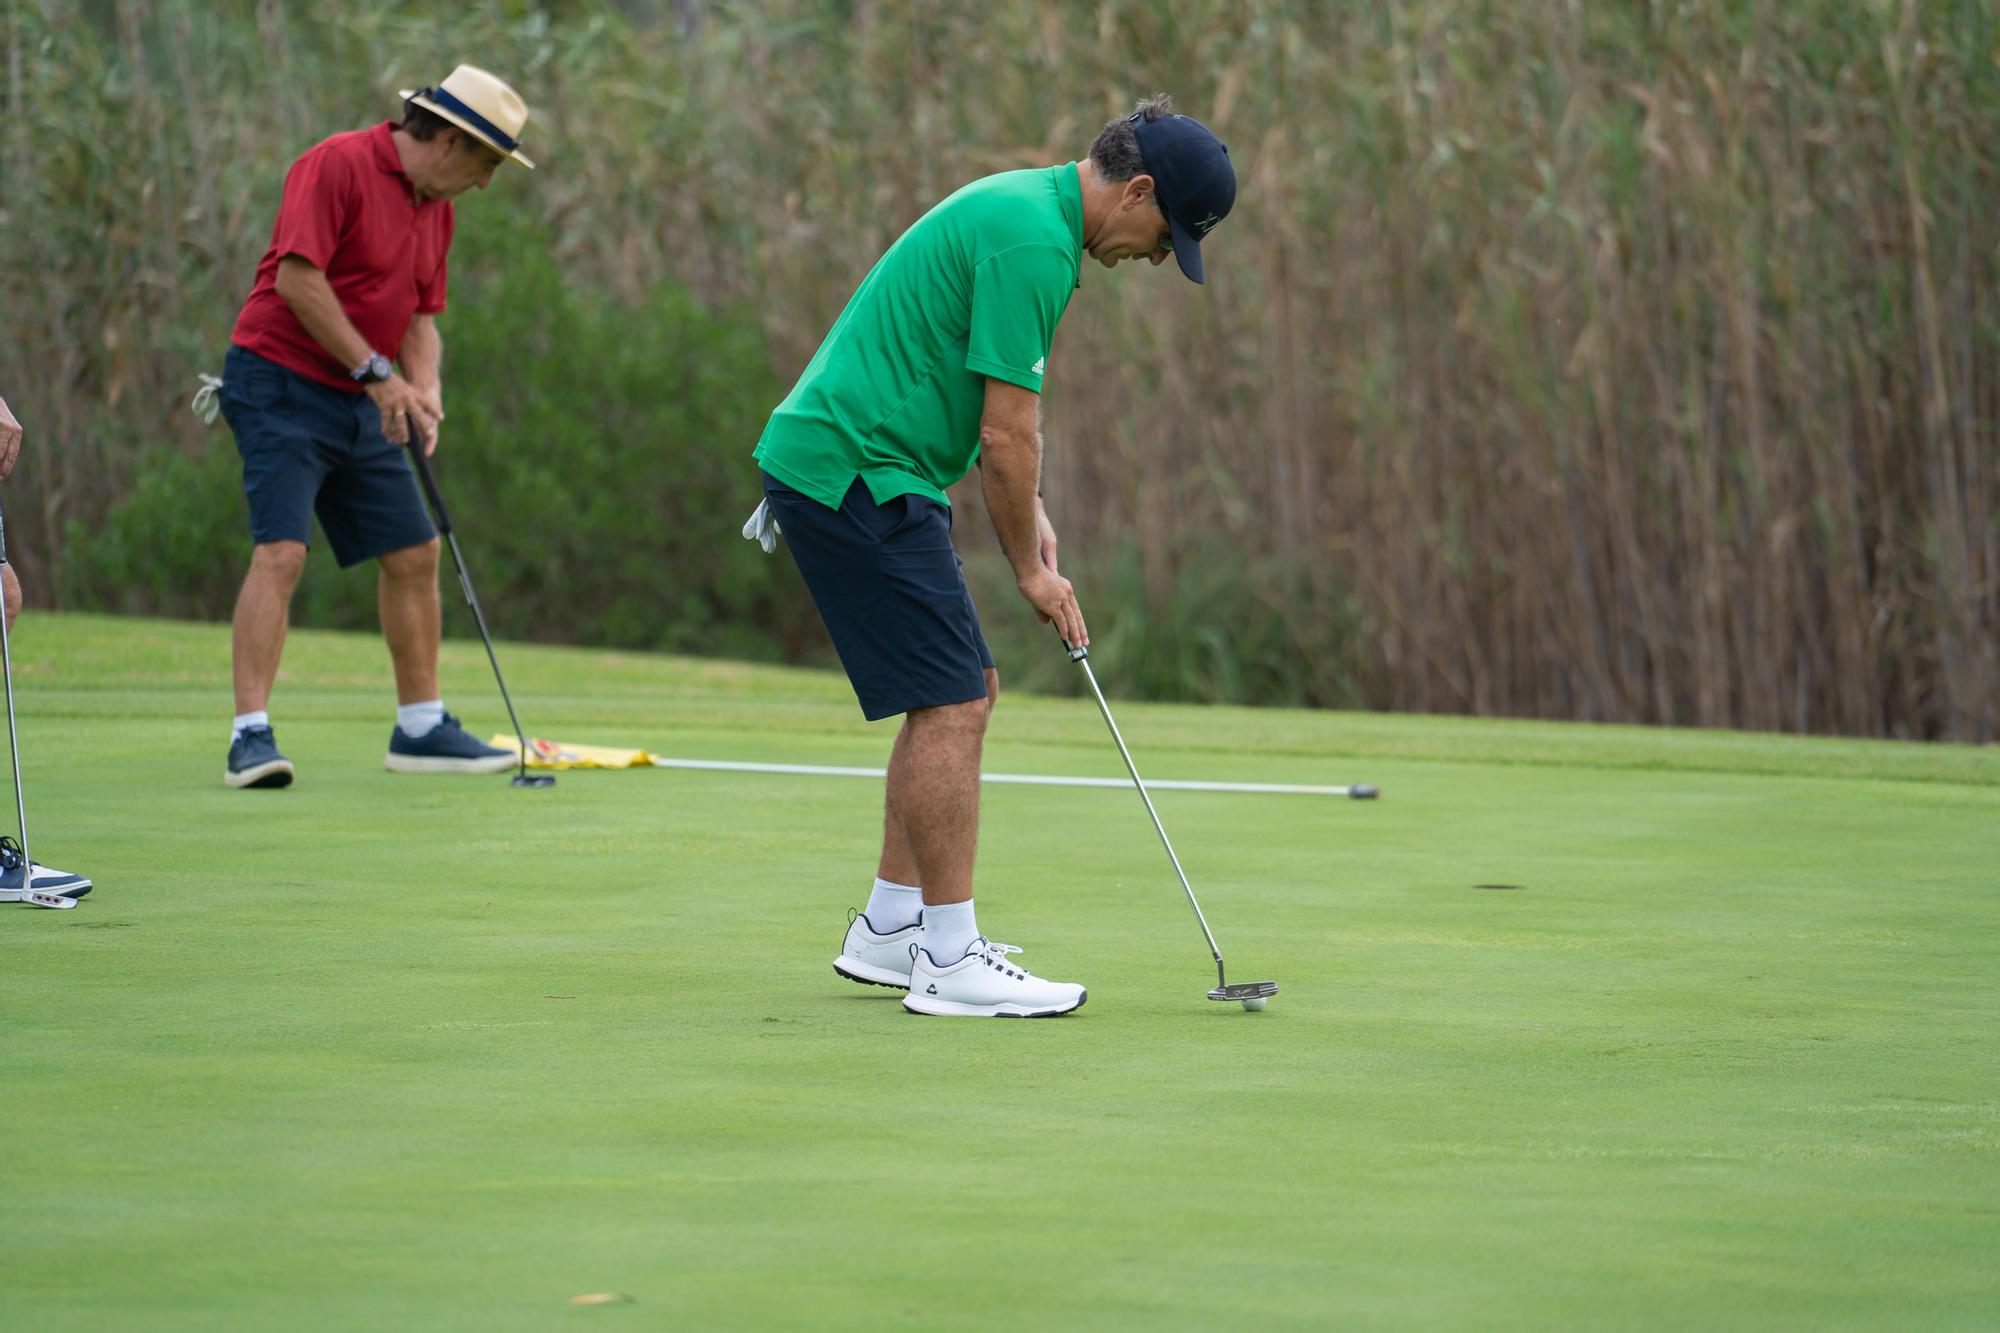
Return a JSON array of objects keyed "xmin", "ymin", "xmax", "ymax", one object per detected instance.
[{"xmin": 1194, "ymin": 213, "xmax": 1221, "ymax": 235}]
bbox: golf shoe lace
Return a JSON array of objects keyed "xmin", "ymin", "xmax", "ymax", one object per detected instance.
[
  {"xmin": 0, "ymin": 836, "xmax": 46, "ymax": 879},
  {"xmin": 971, "ymin": 937, "xmax": 1028, "ymax": 980},
  {"xmin": 908, "ymin": 934, "xmax": 1024, "ymax": 969}
]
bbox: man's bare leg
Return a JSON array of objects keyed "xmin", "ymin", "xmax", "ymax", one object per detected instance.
[
  {"xmin": 375, "ymin": 535, "xmax": 514, "ymax": 772},
  {"xmin": 894, "ymin": 664, "xmax": 1083, "ymax": 1016},
  {"xmin": 899, "ymin": 695, "xmax": 990, "ymax": 909},
  {"xmin": 833, "ymin": 674, "xmax": 997, "ymax": 984},
  {"xmin": 232, "ymin": 541, "xmax": 308, "ymax": 713},
  {"xmin": 377, "ymin": 538, "xmax": 441, "ymax": 706},
  {"xmin": 876, "ymin": 719, "xmax": 922, "ymax": 887},
  {"xmin": 880, "ymin": 669, "xmax": 998, "ymax": 895}
]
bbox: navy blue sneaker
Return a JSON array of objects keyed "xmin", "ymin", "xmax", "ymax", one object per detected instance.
[
  {"xmin": 385, "ymin": 713, "xmax": 516, "ymax": 775},
  {"xmin": 226, "ymin": 725, "xmax": 294, "ymax": 789},
  {"xmin": 0, "ymin": 835, "xmax": 92, "ymax": 900}
]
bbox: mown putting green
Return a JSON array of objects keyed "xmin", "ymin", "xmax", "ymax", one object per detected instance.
[{"xmin": 2, "ymin": 614, "xmax": 1994, "ymax": 1329}]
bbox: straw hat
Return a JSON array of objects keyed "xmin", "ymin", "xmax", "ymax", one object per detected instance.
[{"xmin": 399, "ymin": 64, "xmax": 535, "ymax": 169}]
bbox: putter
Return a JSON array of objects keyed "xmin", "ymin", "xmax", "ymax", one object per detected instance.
[
  {"xmin": 1061, "ymin": 636, "xmax": 1273, "ymax": 1007},
  {"xmin": 0, "ymin": 497, "xmax": 75, "ymax": 909},
  {"xmin": 402, "ymin": 420, "xmax": 554, "ymax": 788}
]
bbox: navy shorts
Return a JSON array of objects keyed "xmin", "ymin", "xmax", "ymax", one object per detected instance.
[
  {"xmin": 762, "ymin": 472, "xmax": 995, "ymax": 721},
  {"xmin": 218, "ymin": 345, "xmax": 436, "ymax": 568}
]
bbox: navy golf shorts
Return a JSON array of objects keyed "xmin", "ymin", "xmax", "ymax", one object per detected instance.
[
  {"xmin": 762, "ymin": 472, "xmax": 995, "ymax": 721},
  {"xmin": 218, "ymin": 345, "xmax": 436, "ymax": 568}
]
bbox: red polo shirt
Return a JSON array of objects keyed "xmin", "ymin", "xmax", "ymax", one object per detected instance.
[{"xmin": 230, "ymin": 122, "xmax": 453, "ymax": 392}]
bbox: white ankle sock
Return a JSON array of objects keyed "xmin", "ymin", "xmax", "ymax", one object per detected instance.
[
  {"xmin": 397, "ymin": 700, "xmax": 446, "ymax": 738},
  {"xmin": 863, "ymin": 876, "xmax": 923, "ymax": 932},
  {"xmin": 922, "ymin": 899, "xmax": 977, "ymax": 964},
  {"xmin": 232, "ymin": 710, "xmax": 269, "ymax": 740}
]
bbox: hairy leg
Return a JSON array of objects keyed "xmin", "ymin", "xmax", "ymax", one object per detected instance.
[
  {"xmin": 896, "ymin": 668, "xmax": 1000, "ymax": 908},
  {"xmin": 877, "ymin": 719, "xmax": 921, "ymax": 884},
  {"xmin": 879, "ymin": 669, "xmax": 998, "ymax": 894},
  {"xmin": 231, "ymin": 541, "xmax": 308, "ymax": 713},
  {"xmin": 377, "ymin": 538, "xmax": 442, "ymax": 706}
]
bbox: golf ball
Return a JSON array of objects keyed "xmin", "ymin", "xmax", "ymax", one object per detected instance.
[{"xmin": 1241, "ymin": 996, "xmax": 1268, "ymax": 1011}]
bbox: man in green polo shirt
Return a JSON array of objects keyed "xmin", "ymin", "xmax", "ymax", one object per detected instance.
[{"xmin": 753, "ymin": 95, "xmax": 1236, "ymax": 1018}]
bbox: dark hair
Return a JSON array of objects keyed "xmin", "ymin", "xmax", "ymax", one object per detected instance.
[
  {"xmin": 399, "ymin": 101, "xmax": 456, "ymax": 142},
  {"xmin": 1088, "ymin": 93, "xmax": 1175, "ymax": 183}
]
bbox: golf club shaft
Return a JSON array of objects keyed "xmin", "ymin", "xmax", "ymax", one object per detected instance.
[
  {"xmin": 403, "ymin": 427, "xmax": 532, "ymax": 773},
  {"xmin": 0, "ymin": 499, "xmax": 26, "ymax": 873},
  {"xmin": 441, "ymin": 527, "xmax": 530, "ymax": 749},
  {"xmin": 1070, "ymin": 649, "xmax": 1225, "ymax": 971}
]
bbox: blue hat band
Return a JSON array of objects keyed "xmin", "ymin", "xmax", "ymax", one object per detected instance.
[{"xmin": 420, "ymin": 86, "xmax": 517, "ymax": 154}]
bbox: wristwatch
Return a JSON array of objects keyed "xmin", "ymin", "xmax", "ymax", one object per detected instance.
[{"xmin": 350, "ymin": 352, "xmax": 392, "ymax": 385}]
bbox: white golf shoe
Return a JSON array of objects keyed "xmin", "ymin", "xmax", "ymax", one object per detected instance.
[
  {"xmin": 833, "ymin": 911, "xmax": 924, "ymax": 990},
  {"xmin": 902, "ymin": 937, "xmax": 1086, "ymax": 1018}
]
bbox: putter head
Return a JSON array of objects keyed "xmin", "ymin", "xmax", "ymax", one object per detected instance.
[
  {"xmin": 1208, "ymin": 980, "xmax": 1277, "ymax": 1002},
  {"xmin": 24, "ymin": 890, "xmax": 78, "ymax": 910},
  {"xmin": 511, "ymin": 772, "xmax": 556, "ymax": 788}
]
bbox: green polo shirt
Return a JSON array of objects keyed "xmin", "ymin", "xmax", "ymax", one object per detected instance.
[{"xmin": 754, "ymin": 162, "xmax": 1084, "ymax": 509}]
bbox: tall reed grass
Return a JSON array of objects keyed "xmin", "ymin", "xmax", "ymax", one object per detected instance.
[{"xmin": 3, "ymin": 0, "xmax": 1993, "ymax": 738}]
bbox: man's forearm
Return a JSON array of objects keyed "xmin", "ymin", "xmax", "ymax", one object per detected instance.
[
  {"xmin": 400, "ymin": 318, "xmax": 441, "ymax": 393},
  {"xmin": 980, "ymin": 431, "xmax": 1045, "ymax": 580},
  {"xmin": 275, "ymin": 261, "xmax": 373, "ymax": 372}
]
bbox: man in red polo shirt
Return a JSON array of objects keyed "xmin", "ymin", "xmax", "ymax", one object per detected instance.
[{"xmin": 217, "ymin": 66, "xmax": 535, "ymax": 789}]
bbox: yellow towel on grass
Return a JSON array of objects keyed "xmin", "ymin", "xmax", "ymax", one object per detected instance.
[{"xmin": 487, "ymin": 736, "xmax": 658, "ymax": 770}]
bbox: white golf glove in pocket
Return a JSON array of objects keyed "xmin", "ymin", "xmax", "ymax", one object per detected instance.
[
  {"xmin": 191, "ymin": 372, "xmax": 224, "ymax": 425},
  {"xmin": 741, "ymin": 497, "xmax": 781, "ymax": 553}
]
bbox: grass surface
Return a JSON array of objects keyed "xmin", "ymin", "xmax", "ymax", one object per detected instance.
[{"xmin": 2, "ymin": 614, "xmax": 1995, "ymax": 1330}]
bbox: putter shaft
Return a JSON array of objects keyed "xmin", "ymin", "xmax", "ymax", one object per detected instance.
[
  {"xmin": 440, "ymin": 525, "xmax": 531, "ymax": 752},
  {"xmin": 1069, "ymin": 647, "xmax": 1232, "ymax": 988},
  {"xmin": 402, "ymin": 425, "xmax": 543, "ymax": 785}
]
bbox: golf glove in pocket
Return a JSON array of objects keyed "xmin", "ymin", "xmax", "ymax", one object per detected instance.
[
  {"xmin": 741, "ymin": 498, "xmax": 781, "ymax": 553},
  {"xmin": 191, "ymin": 372, "xmax": 224, "ymax": 425}
]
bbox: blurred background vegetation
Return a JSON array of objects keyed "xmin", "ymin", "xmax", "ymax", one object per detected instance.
[{"xmin": 1, "ymin": 0, "xmax": 1994, "ymax": 740}]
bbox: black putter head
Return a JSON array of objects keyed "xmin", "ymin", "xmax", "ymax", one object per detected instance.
[
  {"xmin": 1208, "ymin": 980, "xmax": 1278, "ymax": 1002},
  {"xmin": 511, "ymin": 770, "xmax": 555, "ymax": 788}
]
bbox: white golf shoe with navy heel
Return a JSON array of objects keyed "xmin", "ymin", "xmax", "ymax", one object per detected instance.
[
  {"xmin": 833, "ymin": 911, "xmax": 924, "ymax": 990},
  {"xmin": 903, "ymin": 937, "xmax": 1086, "ymax": 1018}
]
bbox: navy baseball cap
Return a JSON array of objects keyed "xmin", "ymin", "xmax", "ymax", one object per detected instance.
[{"xmin": 1131, "ymin": 111, "xmax": 1235, "ymax": 283}]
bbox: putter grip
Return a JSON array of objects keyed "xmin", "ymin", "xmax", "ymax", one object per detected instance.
[
  {"xmin": 1060, "ymin": 634, "xmax": 1088, "ymax": 662},
  {"xmin": 404, "ymin": 419, "xmax": 453, "ymax": 536}
]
